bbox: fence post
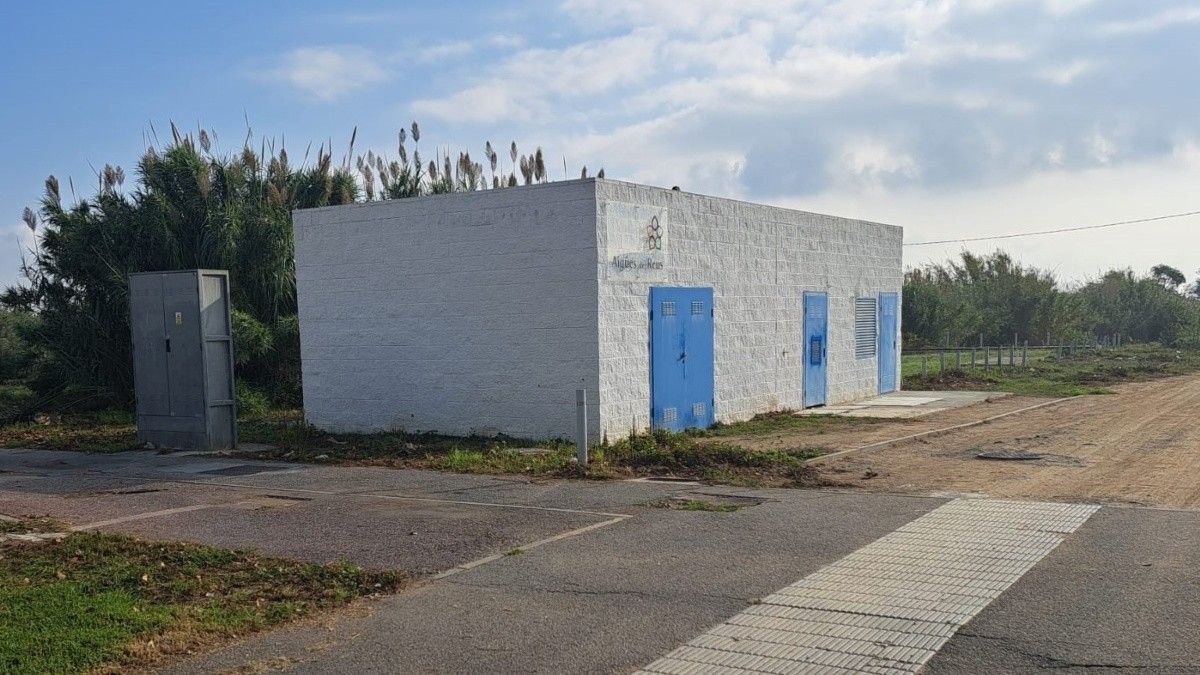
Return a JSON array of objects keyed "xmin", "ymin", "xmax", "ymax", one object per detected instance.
[
  {"xmin": 971, "ymin": 347, "xmax": 977, "ymax": 370},
  {"xmin": 1022, "ymin": 341, "xmax": 1028, "ymax": 367},
  {"xmin": 939, "ymin": 350, "xmax": 945, "ymax": 373},
  {"xmin": 955, "ymin": 349, "xmax": 962, "ymax": 370},
  {"xmin": 1009, "ymin": 343, "xmax": 1015, "ymax": 367},
  {"xmin": 575, "ymin": 389, "xmax": 588, "ymax": 466},
  {"xmin": 922, "ymin": 355, "xmax": 928, "ymax": 377},
  {"xmin": 984, "ymin": 346, "xmax": 990, "ymax": 372}
]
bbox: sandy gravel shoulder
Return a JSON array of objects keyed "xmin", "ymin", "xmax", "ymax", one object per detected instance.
[{"xmin": 814, "ymin": 374, "xmax": 1200, "ymax": 509}]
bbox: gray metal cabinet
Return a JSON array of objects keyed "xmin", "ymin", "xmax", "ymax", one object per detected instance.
[{"xmin": 129, "ymin": 270, "xmax": 236, "ymax": 451}]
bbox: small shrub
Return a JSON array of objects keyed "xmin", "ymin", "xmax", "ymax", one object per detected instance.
[
  {"xmin": 235, "ymin": 382, "xmax": 271, "ymax": 420},
  {"xmin": 433, "ymin": 447, "xmax": 488, "ymax": 472},
  {"xmin": 231, "ymin": 310, "xmax": 273, "ymax": 367}
]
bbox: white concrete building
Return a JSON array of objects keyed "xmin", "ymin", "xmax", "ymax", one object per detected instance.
[{"xmin": 293, "ymin": 178, "xmax": 902, "ymax": 443}]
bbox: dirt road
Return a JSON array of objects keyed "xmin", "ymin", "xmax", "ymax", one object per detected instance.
[{"xmin": 818, "ymin": 374, "xmax": 1200, "ymax": 508}]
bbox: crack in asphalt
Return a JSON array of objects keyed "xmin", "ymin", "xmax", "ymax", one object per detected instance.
[{"xmin": 954, "ymin": 631, "xmax": 1171, "ymax": 671}]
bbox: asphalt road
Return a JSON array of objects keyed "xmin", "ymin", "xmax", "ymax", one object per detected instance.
[
  {"xmin": 926, "ymin": 505, "xmax": 1200, "ymax": 674},
  {"xmin": 2, "ymin": 448, "xmax": 1198, "ymax": 673}
]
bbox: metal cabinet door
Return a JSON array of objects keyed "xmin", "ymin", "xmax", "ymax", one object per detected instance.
[
  {"xmin": 129, "ymin": 274, "xmax": 170, "ymax": 416},
  {"xmin": 161, "ymin": 273, "xmax": 204, "ymax": 417},
  {"xmin": 803, "ymin": 292, "xmax": 828, "ymax": 407},
  {"xmin": 650, "ymin": 287, "xmax": 715, "ymax": 432},
  {"xmin": 878, "ymin": 292, "xmax": 898, "ymax": 393}
]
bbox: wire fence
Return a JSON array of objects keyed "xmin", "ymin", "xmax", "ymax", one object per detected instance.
[{"xmin": 902, "ymin": 335, "xmax": 1124, "ymax": 378}]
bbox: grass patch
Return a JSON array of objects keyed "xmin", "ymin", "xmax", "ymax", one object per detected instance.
[
  {"xmin": 604, "ymin": 429, "xmax": 825, "ymax": 487},
  {"xmin": 903, "ymin": 344, "xmax": 1200, "ymax": 397},
  {"xmin": 697, "ymin": 410, "xmax": 885, "ymax": 437},
  {"xmin": 0, "ymin": 516, "xmax": 66, "ymax": 536},
  {"xmin": 238, "ymin": 411, "xmax": 579, "ymax": 475},
  {"xmin": 0, "ymin": 410, "xmax": 138, "ymax": 453},
  {"xmin": 0, "ymin": 522, "xmax": 405, "ymax": 674},
  {"xmin": 239, "ymin": 412, "xmax": 825, "ymax": 487}
]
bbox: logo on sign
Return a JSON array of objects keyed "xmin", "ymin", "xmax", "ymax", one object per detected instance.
[
  {"xmin": 605, "ymin": 201, "xmax": 668, "ymax": 281},
  {"xmin": 646, "ymin": 215, "xmax": 663, "ymax": 251}
]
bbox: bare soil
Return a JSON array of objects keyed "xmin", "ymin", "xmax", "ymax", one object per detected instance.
[
  {"xmin": 717, "ymin": 395, "xmax": 1043, "ymax": 452},
  {"xmin": 815, "ymin": 374, "xmax": 1200, "ymax": 509}
]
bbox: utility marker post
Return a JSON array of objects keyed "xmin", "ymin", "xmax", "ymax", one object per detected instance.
[{"xmin": 575, "ymin": 389, "xmax": 588, "ymax": 466}]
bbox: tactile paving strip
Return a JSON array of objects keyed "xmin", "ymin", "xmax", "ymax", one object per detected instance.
[{"xmin": 637, "ymin": 498, "xmax": 1099, "ymax": 675}]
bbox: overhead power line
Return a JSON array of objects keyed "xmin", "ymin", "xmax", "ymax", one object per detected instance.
[{"xmin": 904, "ymin": 209, "xmax": 1200, "ymax": 247}]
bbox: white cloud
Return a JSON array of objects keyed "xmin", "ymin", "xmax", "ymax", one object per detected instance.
[
  {"xmin": 418, "ymin": 40, "xmax": 474, "ymax": 63},
  {"xmin": 413, "ymin": 83, "xmax": 526, "ymax": 123},
  {"xmin": 778, "ymin": 151, "xmax": 1200, "ymax": 282},
  {"xmin": 563, "ymin": 109, "xmax": 748, "ymax": 195},
  {"xmin": 1045, "ymin": 143, "xmax": 1066, "ymax": 165},
  {"xmin": 257, "ymin": 47, "xmax": 388, "ymax": 101},
  {"xmin": 1173, "ymin": 137, "xmax": 1200, "ymax": 168},
  {"xmin": 1040, "ymin": 0, "xmax": 1099, "ymax": 16},
  {"xmin": 413, "ymin": 29, "xmax": 661, "ymax": 123},
  {"xmin": 1087, "ymin": 130, "xmax": 1116, "ymax": 164},
  {"xmin": 488, "ymin": 34, "xmax": 525, "ymax": 49},
  {"xmin": 4, "ymin": 221, "xmax": 37, "ymax": 265},
  {"xmin": 1037, "ymin": 59, "xmax": 1094, "ymax": 85},
  {"xmin": 415, "ymin": 0, "xmax": 1040, "ymax": 126},
  {"xmin": 1097, "ymin": 7, "xmax": 1200, "ymax": 36},
  {"xmin": 560, "ymin": 0, "xmax": 802, "ymax": 37},
  {"xmin": 832, "ymin": 137, "xmax": 919, "ymax": 188}
]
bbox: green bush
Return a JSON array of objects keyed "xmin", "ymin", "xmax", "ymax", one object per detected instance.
[
  {"xmin": 0, "ymin": 310, "xmax": 38, "ymax": 381},
  {"xmin": 235, "ymin": 381, "xmax": 271, "ymax": 420},
  {"xmin": 231, "ymin": 310, "xmax": 273, "ymax": 368}
]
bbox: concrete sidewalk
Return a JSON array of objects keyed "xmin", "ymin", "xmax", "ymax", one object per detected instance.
[{"xmin": 800, "ymin": 390, "xmax": 1009, "ymax": 419}]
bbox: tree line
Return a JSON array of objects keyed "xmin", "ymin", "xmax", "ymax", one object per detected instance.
[
  {"xmin": 903, "ymin": 251, "xmax": 1200, "ymax": 349},
  {"xmin": 1, "ymin": 123, "xmax": 597, "ymax": 416}
]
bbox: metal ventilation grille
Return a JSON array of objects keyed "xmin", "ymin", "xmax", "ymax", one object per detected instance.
[
  {"xmin": 691, "ymin": 300, "xmax": 705, "ymax": 315},
  {"xmin": 662, "ymin": 302, "xmax": 676, "ymax": 317},
  {"xmin": 855, "ymin": 297, "xmax": 877, "ymax": 358},
  {"xmin": 692, "ymin": 402, "xmax": 706, "ymax": 418},
  {"xmin": 663, "ymin": 407, "xmax": 678, "ymax": 423}
]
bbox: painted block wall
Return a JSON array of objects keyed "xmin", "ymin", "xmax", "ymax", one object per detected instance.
[
  {"xmin": 295, "ymin": 178, "xmax": 902, "ymax": 443},
  {"xmin": 293, "ymin": 181, "xmax": 601, "ymax": 439},
  {"xmin": 595, "ymin": 180, "xmax": 903, "ymax": 441}
]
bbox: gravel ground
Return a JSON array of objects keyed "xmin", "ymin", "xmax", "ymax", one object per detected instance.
[{"xmin": 818, "ymin": 373, "xmax": 1200, "ymax": 508}]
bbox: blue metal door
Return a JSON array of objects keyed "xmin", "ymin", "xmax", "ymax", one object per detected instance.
[
  {"xmin": 878, "ymin": 292, "xmax": 898, "ymax": 393},
  {"xmin": 650, "ymin": 287, "xmax": 715, "ymax": 432},
  {"xmin": 803, "ymin": 292, "xmax": 828, "ymax": 408}
]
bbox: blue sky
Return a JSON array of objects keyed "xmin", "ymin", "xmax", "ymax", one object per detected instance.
[{"xmin": 4, "ymin": 0, "xmax": 1200, "ymax": 289}]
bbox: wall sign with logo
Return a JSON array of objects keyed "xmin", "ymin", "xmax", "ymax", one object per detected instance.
[{"xmin": 604, "ymin": 201, "xmax": 669, "ymax": 282}]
